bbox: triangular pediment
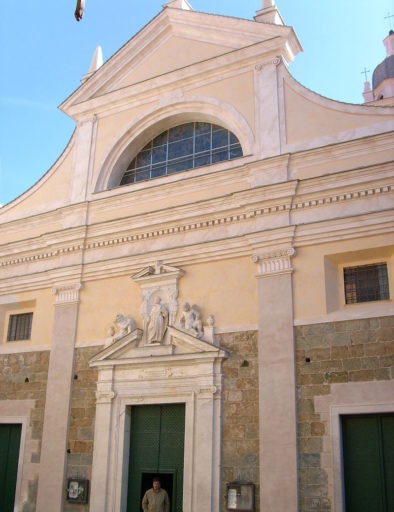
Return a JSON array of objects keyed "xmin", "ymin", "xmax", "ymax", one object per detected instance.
[
  {"xmin": 89, "ymin": 326, "xmax": 227, "ymax": 367},
  {"xmin": 60, "ymin": 7, "xmax": 300, "ymax": 116},
  {"xmin": 132, "ymin": 262, "xmax": 184, "ymax": 283}
]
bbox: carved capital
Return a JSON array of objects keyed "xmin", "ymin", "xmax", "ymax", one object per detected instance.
[
  {"xmin": 252, "ymin": 248, "xmax": 295, "ymax": 277},
  {"xmin": 255, "ymin": 56, "xmax": 282, "ymax": 71},
  {"xmin": 95, "ymin": 390, "xmax": 116, "ymax": 404},
  {"xmin": 52, "ymin": 283, "xmax": 82, "ymax": 305},
  {"xmin": 198, "ymin": 385, "xmax": 218, "ymax": 397}
]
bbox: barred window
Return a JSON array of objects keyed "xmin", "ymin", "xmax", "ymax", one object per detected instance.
[
  {"xmin": 344, "ymin": 263, "xmax": 390, "ymax": 304},
  {"xmin": 7, "ymin": 313, "xmax": 33, "ymax": 341},
  {"xmin": 120, "ymin": 122, "xmax": 243, "ymax": 186}
]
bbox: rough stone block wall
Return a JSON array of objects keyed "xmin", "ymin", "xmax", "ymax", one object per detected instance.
[
  {"xmin": 64, "ymin": 346, "xmax": 100, "ymax": 512},
  {"xmin": 218, "ymin": 331, "xmax": 260, "ymax": 512},
  {"xmin": 296, "ymin": 316, "xmax": 394, "ymax": 512},
  {"xmin": 0, "ymin": 350, "xmax": 50, "ymax": 512}
]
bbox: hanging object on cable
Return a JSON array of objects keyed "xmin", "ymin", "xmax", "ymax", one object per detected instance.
[{"xmin": 75, "ymin": 0, "xmax": 85, "ymax": 21}]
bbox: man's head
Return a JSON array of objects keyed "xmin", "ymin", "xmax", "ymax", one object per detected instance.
[{"xmin": 152, "ymin": 478, "xmax": 161, "ymax": 491}]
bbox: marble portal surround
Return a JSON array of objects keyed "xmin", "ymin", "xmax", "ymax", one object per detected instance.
[{"xmin": 89, "ymin": 327, "xmax": 228, "ymax": 512}]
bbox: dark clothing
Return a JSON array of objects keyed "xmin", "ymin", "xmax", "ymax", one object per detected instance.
[{"xmin": 142, "ymin": 488, "xmax": 170, "ymax": 512}]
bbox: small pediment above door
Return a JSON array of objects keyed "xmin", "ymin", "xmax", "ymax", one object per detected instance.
[
  {"xmin": 89, "ymin": 326, "xmax": 228, "ymax": 368},
  {"xmin": 132, "ymin": 262, "xmax": 184, "ymax": 283}
]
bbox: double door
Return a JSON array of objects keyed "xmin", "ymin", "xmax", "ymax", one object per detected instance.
[
  {"xmin": 0, "ymin": 424, "xmax": 21, "ymax": 512},
  {"xmin": 342, "ymin": 413, "xmax": 394, "ymax": 512},
  {"xmin": 127, "ymin": 403, "xmax": 185, "ymax": 512}
]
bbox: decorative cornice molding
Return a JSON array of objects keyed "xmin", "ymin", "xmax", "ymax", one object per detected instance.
[
  {"xmin": 1, "ymin": 180, "xmax": 392, "ymax": 270},
  {"xmin": 52, "ymin": 283, "xmax": 82, "ymax": 305},
  {"xmin": 1, "ymin": 244, "xmax": 85, "ymax": 268},
  {"xmin": 252, "ymin": 247, "xmax": 295, "ymax": 277}
]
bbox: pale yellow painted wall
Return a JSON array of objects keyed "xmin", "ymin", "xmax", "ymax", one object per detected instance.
[
  {"xmin": 77, "ymin": 276, "xmax": 142, "ymax": 343},
  {"xmin": 293, "ymin": 234, "xmax": 394, "ymax": 321},
  {"xmin": 284, "ymin": 83, "xmax": 392, "ymax": 144},
  {"xmin": 93, "ymin": 102, "xmax": 155, "ymax": 177},
  {"xmin": 112, "ymin": 36, "xmax": 230, "ymax": 90},
  {"xmin": 192, "ymin": 71, "xmax": 256, "ymax": 133},
  {"xmin": 178, "ymin": 257, "xmax": 258, "ymax": 327},
  {"xmin": 2, "ymin": 148, "xmax": 73, "ymax": 219},
  {"xmin": 0, "ymin": 288, "xmax": 54, "ymax": 348},
  {"xmin": 76, "ymin": 256, "xmax": 258, "ymax": 344}
]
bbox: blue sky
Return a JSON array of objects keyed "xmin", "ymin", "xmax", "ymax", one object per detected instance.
[{"xmin": 0, "ymin": 0, "xmax": 392, "ymax": 206}]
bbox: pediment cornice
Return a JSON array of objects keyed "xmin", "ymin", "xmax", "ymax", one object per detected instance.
[
  {"xmin": 89, "ymin": 326, "xmax": 228, "ymax": 368},
  {"xmin": 60, "ymin": 8, "xmax": 300, "ymax": 119}
]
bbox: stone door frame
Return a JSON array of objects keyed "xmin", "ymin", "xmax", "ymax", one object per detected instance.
[
  {"xmin": 0, "ymin": 401, "xmax": 33, "ymax": 512},
  {"xmin": 89, "ymin": 327, "xmax": 228, "ymax": 512},
  {"xmin": 314, "ymin": 381, "xmax": 394, "ymax": 512}
]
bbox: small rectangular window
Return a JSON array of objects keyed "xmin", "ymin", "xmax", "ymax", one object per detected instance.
[
  {"xmin": 7, "ymin": 313, "xmax": 33, "ymax": 341},
  {"xmin": 344, "ymin": 263, "xmax": 389, "ymax": 304}
]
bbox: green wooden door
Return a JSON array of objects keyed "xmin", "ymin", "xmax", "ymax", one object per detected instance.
[
  {"xmin": 0, "ymin": 424, "xmax": 22, "ymax": 512},
  {"xmin": 342, "ymin": 414, "xmax": 394, "ymax": 512},
  {"xmin": 127, "ymin": 404, "xmax": 185, "ymax": 512}
]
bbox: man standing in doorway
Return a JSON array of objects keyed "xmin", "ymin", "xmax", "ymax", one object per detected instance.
[{"xmin": 142, "ymin": 478, "xmax": 170, "ymax": 512}]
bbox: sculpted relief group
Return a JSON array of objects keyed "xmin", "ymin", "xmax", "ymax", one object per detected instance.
[{"xmin": 106, "ymin": 261, "xmax": 215, "ymax": 348}]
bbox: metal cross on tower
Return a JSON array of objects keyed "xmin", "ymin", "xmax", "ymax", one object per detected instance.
[
  {"xmin": 361, "ymin": 68, "xmax": 370, "ymax": 82},
  {"xmin": 384, "ymin": 12, "xmax": 394, "ymax": 30}
]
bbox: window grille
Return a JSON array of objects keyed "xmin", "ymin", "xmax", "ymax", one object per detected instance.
[
  {"xmin": 344, "ymin": 263, "xmax": 389, "ymax": 304},
  {"xmin": 7, "ymin": 313, "xmax": 33, "ymax": 341},
  {"xmin": 120, "ymin": 122, "xmax": 243, "ymax": 186}
]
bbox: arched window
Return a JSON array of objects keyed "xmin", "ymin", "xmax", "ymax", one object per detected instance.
[{"xmin": 119, "ymin": 122, "xmax": 242, "ymax": 185}]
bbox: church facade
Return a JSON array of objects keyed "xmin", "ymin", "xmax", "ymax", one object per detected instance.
[{"xmin": 0, "ymin": 2, "xmax": 393, "ymax": 511}]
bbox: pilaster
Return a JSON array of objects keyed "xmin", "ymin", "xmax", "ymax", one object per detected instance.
[
  {"xmin": 90, "ymin": 367, "xmax": 116, "ymax": 512},
  {"xmin": 254, "ymin": 57, "xmax": 282, "ymax": 159},
  {"xmin": 252, "ymin": 248, "xmax": 298, "ymax": 511},
  {"xmin": 70, "ymin": 116, "xmax": 97, "ymax": 203},
  {"xmin": 36, "ymin": 283, "xmax": 81, "ymax": 512}
]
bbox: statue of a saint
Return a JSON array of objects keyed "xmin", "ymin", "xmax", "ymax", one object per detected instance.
[{"xmin": 146, "ymin": 297, "xmax": 168, "ymax": 343}]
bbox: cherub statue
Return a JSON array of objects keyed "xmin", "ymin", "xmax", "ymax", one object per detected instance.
[
  {"xmin": 179, "ymin": 302, "xmax": 195, "ymax": 331},
  {"xmin": 113, "ymin": 314, "xmax": 135, "ymax": 341},
  {"xmin": 191, "ymin": 305, "xmax": 204, "ymax": 339},
  {"xmin": 179, "ymin": 302, "xmax": 204, "ymax": 338}
]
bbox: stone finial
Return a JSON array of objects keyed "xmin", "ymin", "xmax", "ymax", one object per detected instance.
[
  {"xmin": 164, "ymin": 0, "xmax": 193, "ymax": 10},
  {"xmin": 88, "ymin": 46, "xmax": 103, "ymax": 73},
  {"xmin": 255, "ymin": 0, "xmax": 284, "ymax": 25},
  {"xmin": 81, "ymin": 46, "xmax": 103, "ymax": 83}
]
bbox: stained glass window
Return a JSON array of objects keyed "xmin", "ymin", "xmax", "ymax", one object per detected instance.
[{"xmin": 120, "ymin": 122, "xmax": 243, "ymax": 186}]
